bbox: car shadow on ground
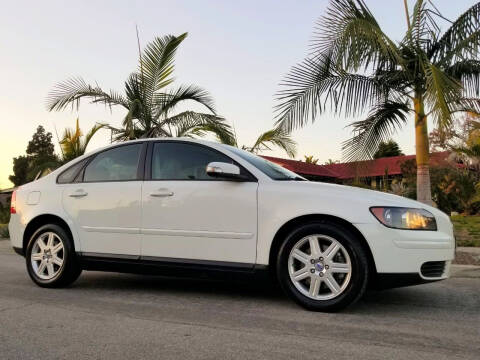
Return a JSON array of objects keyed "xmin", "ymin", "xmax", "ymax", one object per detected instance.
[{"xmin": 70, "ymin": 270, "xmax": 449, "ymax": 314}]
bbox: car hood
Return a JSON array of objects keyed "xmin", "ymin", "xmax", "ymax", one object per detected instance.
[{"xmin": 273, "ymin": 180, "xmax": 448, "ymax": 221}]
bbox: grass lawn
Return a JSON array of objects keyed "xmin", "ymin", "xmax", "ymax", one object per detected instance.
[{"xmin": 451, "ymin": 215, "xmax": 480, "ymax": 247}]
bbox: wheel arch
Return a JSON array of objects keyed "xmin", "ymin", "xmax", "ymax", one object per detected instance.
[
  {"xmin": 23, "ymin": 214, "xmax": 75, "ymax": 253},
  {"xmin": 268, "ymin": 214, "xmax": 377, "ymax": 276}
]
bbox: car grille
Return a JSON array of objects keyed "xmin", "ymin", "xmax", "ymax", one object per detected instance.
[{"xmin": 421, "ymin": 261, "xmax": 446, "ymax": 278}]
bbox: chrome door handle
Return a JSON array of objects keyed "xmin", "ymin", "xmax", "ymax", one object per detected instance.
[
  {"xmin": 150, "ymin": 190, "xmax": 174, "ymax": 197},
  {"xmin": 69, "ymin": 190, "xmax": 88, "ymax": 198}
]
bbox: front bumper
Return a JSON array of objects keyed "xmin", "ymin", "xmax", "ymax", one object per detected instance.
[
  {"xmin": 373, "ymin": 271, "xmax": 445, "ymax": 289},
  {"xmin": 356, "ymin": 222, "xmax": 454, "ymax": 281}
]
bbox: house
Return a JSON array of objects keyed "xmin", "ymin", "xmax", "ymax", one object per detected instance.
[{"xmin": 262, "ymin": 152, "xmax": 452, "ymax": 189}]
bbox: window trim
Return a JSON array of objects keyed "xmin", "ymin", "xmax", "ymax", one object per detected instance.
[
  {"xmin": 145, "ymin": 140, "xmax": 257, "ymax": 182},
  {"xmin": 57, "ymin": 142, "xmax": 147, "ymax": 184},
  {"xmin": 56, "ymin": 157, "xmax": 90, "ymax": 184}
]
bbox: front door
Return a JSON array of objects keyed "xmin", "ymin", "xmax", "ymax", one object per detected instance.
[
  {"xmin": 62, "ymin": 143, "xmax": 144, "ymax": 256},
  {"xmin": 141, "ymin": 142, "xmax": 258, "ymax": 265}
]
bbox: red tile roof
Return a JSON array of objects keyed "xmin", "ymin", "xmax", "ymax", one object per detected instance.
[
  {"xmin": 262, "ymin": 152, "xmax": 451, "ymax": 179},
  {"xmin": 261, "ymin": 156, "xmax": 339, "ymax": 178}
]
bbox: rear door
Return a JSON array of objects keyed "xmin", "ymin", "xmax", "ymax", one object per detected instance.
[
  {"xmin": 141, "ymin": 141, "xmax": 258, "ymax": 265},
  {"xmin": 62, "ymin": 143, "xmax": 145, "ymax": 256}
]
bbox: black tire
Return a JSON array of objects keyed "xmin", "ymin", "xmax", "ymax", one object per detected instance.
[
  {"xmin": 276, "ymin": 221, "xmax": 369, "ymax": 312},
  {"xmin": 26, "ymin": 224, "xmax": 82, "ymax": 288}
]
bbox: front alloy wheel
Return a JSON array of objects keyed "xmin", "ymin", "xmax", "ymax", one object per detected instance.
[
  {"xmin": 277, "ymin": 221, "xmax": 369, "ymax": 312},
  {"xmin": 288, "ymin": 235, "xmax": 352, "ymax": 300}
]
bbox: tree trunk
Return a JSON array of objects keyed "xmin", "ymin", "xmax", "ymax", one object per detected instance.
[{"xmin": 414, "ymin": 96, "xmax": 434, "ymax": 206}]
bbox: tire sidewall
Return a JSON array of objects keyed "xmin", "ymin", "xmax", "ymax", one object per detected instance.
[
  {"xmin": 26, "ymin": 224, "xmax": 76, "ymax": 287},
  {"xmin": 276, "ymin": 222, "xmax": 369, "ymax": 312}
]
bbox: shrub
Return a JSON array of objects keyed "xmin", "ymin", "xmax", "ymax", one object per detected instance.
[{"xmin": 0, "ymin": 224, "xmax": 9, "ymax": 239}]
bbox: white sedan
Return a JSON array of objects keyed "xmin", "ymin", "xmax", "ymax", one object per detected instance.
[{"xmin": 9, "ymin": 138, "xmax": 455, "ymax": 311}]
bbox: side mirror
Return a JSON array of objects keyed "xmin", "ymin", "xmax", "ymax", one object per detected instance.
[{"xmin": 206, "ymin": 162, "xmax": 246, "ymax": 181}]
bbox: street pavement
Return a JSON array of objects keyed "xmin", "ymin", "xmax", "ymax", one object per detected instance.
[{"xmin": 0, "ymin": 240, "xmax": 479, "ymax": 360}]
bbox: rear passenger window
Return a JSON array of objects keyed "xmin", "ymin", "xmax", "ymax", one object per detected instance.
[{"xmin": 84, "ymin": 144, "xmax": 142, "ymax": 182}]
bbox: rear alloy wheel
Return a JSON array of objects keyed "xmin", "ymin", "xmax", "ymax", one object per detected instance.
[
  {"xmin": 277, "ymin": 222, "xmax": 369, "ymax": 311},
  {"xmin": 26, "ymin": 224, "xmax": 82, "ymax": 288}
]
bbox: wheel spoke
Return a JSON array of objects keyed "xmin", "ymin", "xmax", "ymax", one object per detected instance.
[
  {"xmin": 52, "ymin": 243, "xmax": 63, "ymax": 254},
  {"xmin": 31, "ymin": 253, "xmax": 43, "ymax": 262},
  {"xmin": 330, "ymin": 262, "xmax": 350, "ymax": 273},
  {"xmin": 292, "ymin": 267, "xmax": 310, "ymax": 281},
  {"xmin": 292, "ymin": 249, "xmax": 310, "ymax": 264},
  {"xmin": 46, "ymin": 233, "xmax": 54, "ymax": 248},
  {"xmin": 323, "ymin": 243, "xmax": 340, "ymax": 260},
  {"xmin": 37, "ymin": 260, "xmax": 47, "ymax": 275},
  {"xmin": 46, "ymin": 263, "xmax": 54, "ymax": 277},
  {"xmin": 308, "ymin": 237, "xmax": 321, "ymax": 257},
  {"xmin": 37, "ymin": 237, "xmax": 46, "ymax": 251},
  {"xmin": 52, "ymin": 256, "xmax": 63, "ymax": 267},
  {"xmin": 325, "ymin": 274, "xmax": 341, "ymax": 294},
  {"xmin": 309, "ymin": 276, "xmax": 321, "ymax": 297}
]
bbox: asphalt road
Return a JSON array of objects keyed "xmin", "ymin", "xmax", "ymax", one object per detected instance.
[{"xmin": 1, "ymin": 240, "xmax": 479, "ymax": 360}]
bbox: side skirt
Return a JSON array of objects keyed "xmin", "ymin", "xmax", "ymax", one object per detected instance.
[{"xmin": 77, "ymin": 252, "xmax": 270, "ymax": 281}]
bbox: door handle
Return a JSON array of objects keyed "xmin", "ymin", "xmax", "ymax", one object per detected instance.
[
  {"xmin": 69, "ymin": 190, "xmax": 88, "ymax": 198},
  {"xmin": 150, "ymin": 189, "xmax": 174, "ymax": 197}
]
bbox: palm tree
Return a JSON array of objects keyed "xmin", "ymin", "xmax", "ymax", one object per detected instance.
[
  {"xmin": 275, "ymin": 0, "xmax": 480, "ymax": 205},
  {"xmin": 59, "ymin": 118, "xmax": 106, "ymax": 163},
  {"xmin": 223, "ymin": 127, "xmax": 297, "ymax": 158},
  {"xmin": 324, "ymin": 159, "xmax": 339, "ymax": 165},
  {"xmin": 47, "ymin": 33, "xmax": 234, "ymax": 143},
  {"xmin": 304, "ymin": 155, "xmax": 319, "ymax": 164},
  {"xmin": 373, "ymin": 140, "xmax": 404, "ymax": 159}
]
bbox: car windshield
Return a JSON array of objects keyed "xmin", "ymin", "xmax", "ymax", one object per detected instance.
[{"xmin": 223, "ymin": 145, "xmax": 306, "ymax": 181}]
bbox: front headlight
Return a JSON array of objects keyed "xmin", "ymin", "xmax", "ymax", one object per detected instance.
[{"xmin": 370, "ymin": 207, "xmax": 437, "ymax": 230}]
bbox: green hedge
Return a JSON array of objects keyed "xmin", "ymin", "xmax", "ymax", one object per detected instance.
[
  {"xmin": 451, "ymin": 215, "xmax": 480, "ymax": 247},
  {"xmin": 0, "ymin": 224, "xmax": 9, "ymax": 239}
]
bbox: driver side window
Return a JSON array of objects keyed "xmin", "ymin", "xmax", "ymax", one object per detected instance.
[{"xmin": 151, "ymin": 142, "xmax": 233, "ymax": 180}]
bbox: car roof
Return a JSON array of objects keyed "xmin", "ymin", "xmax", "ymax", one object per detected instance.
[{"xmin": 50, "ymin": 137, "xmax": 227, "ymax": 176}]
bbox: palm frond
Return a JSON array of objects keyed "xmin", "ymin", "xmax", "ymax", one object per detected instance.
[
  {"xmin": 153, "ymin": 85, "xmax": 216, "ymax": 121},
  {"xmin": 60, "ymin": 119, "xmax": 106, "ymax": 161},
  {"xmin": 423, "ymin": 62, "xmax": 462, "ymax": 125},
  {"xmin": 82, "ymin": 123, "xmax": 107, "ymax": 152},
  {"xmin": 315, "ymin": 0, "xmax": 401, "ymax": 71},
  {"xmin": 404, "ymin": 0, "xmax": 441, "ymax": 50},
  {"xmin": 250, "ymin": 127, "xmax": 297, "ymax": 158},
  {"xmin": 429, "ymin": 2, "xmax": 480, "ymax": 64},
  {"xmin": 154, "ymin": 111, "xmax": 235, "ymax": 143},
  {"xmin": 449, "ymin": 97, "xmax": 480, "ymax": 116},
  {"xmin": 446, "ymin": 59, "xmax": 480, "ymax": 97},
  {"xmin": 47, "ymin": 77, "xmax": 129, "ymax": 111},
  {"xmin": 275, "ymin": 54, "xmax": 389, "ymax": 132},
  {"xmin": 342, "ymin": 100, "xmax": 410, "ymax": 161},
  {"xmin": 140, "ymin": 33, "xmax": 188, "ymax": 107}
]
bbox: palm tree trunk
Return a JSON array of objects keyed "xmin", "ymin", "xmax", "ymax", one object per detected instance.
[{"xmin": 414, "ymin": 95, "xmax": 433, "ymax": 206}]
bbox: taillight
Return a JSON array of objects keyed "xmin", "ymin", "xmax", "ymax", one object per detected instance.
[{"xmin": 10, "ymin": 190, "xmax": 16, "ymax": 214}]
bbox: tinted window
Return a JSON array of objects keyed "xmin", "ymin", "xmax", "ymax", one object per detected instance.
[
  {"xmin": 223, "ymin": 145, "xmax": 306, "ymax": 181},
  {"xmin": 57, "ymin": 158, "xmax": 88, "ymax": 184},
  {"xmin": 84, "ymin": 144, "xmax": 142, "ymax": 182},
  {"xmin": 152, "ymin": 142, "xmax": 234, "ymax": 180}
]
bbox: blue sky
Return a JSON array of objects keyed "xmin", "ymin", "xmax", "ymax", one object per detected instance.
[{"xmin": 0, "ymin": 0, "xmax": 476, "ymax": 188}]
